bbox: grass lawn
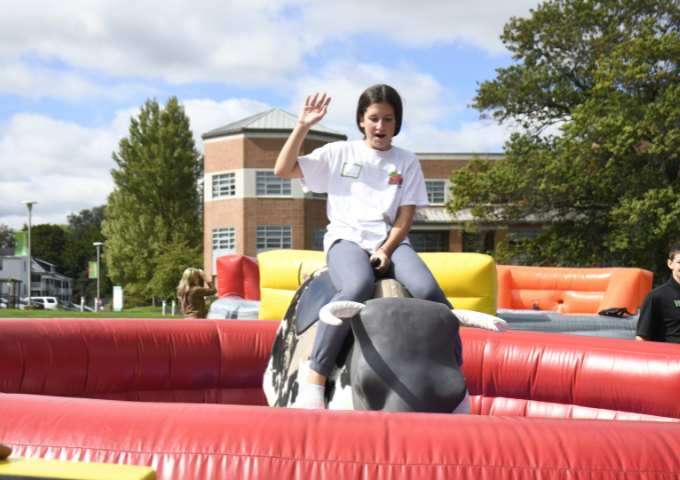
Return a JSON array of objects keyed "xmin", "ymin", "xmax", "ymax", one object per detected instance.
[{"xmin": 0, "ymin": 306, "xmax": 182, "ymax": 318}]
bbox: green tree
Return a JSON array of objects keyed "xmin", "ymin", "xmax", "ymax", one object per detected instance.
[
  {"xmin": 62, "ymin": 206, "xmax": 109, "ymax": 301},
  {"xmin": 452, "ymin": 0, "xmax": 680, "ymax": 276},
  {"xmin": 102, "ymin": 97, "xmax": 203, "ymax": 304},
  {"xmin": 30, "ymin": 224, "xmax": 67, "ymax": 271}
]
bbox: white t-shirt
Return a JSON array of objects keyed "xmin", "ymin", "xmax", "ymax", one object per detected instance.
[{"xmin": 298, "ymin": 140, "xmax": 429, "ymax": 253}]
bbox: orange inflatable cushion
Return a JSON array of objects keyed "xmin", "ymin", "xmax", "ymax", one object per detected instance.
[{"xmin": 497, "ymin": 265, "xmax": 652, "ymax": 315}]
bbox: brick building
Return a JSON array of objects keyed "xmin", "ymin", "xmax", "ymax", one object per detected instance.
[{"xmin": 201, "ymin": 108, "xmax": 536, "ymax": 275}]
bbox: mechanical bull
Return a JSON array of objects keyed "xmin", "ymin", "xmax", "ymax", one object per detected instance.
[{"xmin": 263, "ymin": 269, "xmax": 505, "ymax": 412}]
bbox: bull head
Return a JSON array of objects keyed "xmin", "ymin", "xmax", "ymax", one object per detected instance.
[{"xmin": 320, "ymin": 298, "xmax": 504, "ymax": 413}]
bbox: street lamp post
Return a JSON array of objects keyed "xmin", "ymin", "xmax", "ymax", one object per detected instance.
[
  {"xmin": 22, "ymin": 201, "xmax": 37, "ymax": 305},
  {"xmin": 93, "ymin": 242, "xmax": 104, "ymax": 311}
]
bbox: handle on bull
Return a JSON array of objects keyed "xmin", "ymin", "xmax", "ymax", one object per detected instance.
[{"xmin": 319, "ymin": 301, "xmax": 366, "ymax": 326}]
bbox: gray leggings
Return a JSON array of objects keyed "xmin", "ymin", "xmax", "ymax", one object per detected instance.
[{"xmin": 309, "ymin": 240, "xmax": 454, "ymax": 377}]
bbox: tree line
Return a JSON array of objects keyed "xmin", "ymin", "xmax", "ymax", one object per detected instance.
[{"xmin": 450, "ymin": 0, "xmax": 680, "ymax": 279}]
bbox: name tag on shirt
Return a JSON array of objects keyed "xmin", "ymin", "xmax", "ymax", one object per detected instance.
[{"xmin": 341, "ymin": 162, "xmax": 362, "ymax": 179}]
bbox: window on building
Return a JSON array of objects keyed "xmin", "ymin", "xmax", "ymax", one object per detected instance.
[
  {"xmin": 212, "ymin": 173, "xmax": 236, "ymax": 198},
  {"xmin": 410, "ymin": 231, "xmax": 449, "ymax": 252},
  {"xmin": 256, "ymin": 225, "xmax": 292, "ymax": 251},
  {"xmin": 425, "ymin": 180, "xmax": 446, "ymax": 205},
  {"xmin": 212, "ymin": 226, "xmax": 236, "ymax": 272},
  {"xmin": 212, "ymin": 227, "xmax": 235, "ymax": 251},
  {"xmin": 311, "ymin": 228, "xmax": 326, "ymax": 251},
  {"xmin": 462, "ymin": 230, "xmax": 496, "ymax": 254},
  {"xmin": 256, "ymin": 171, "xmax": 291, "ymax": 196}
]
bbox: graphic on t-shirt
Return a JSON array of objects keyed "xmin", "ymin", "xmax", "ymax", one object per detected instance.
[
  {"xmin": 388, "ymin": 170, "xmax": 403, "ymax": 186},
  {"xmin": 674, "ymin": 300, "xmax": 680, "ymax": 307},
  {"xmin": 341, "ymin": 162, "xmax": 362, "ymax": 178}
]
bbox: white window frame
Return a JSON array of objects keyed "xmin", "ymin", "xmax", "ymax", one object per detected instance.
[
  {"xmin": 256, "ymin": 225, "xmax": 292, "ymax": 251},
  {"xmin": 212, "ymin": 227, "xmax": 236, "ymax": 251},
  {"xmin": 256, "ymin": 171, "xmax": 291, "ymax": 196},
  {"xmin": 426, "ymin": 180, "xmax": 446, "ymax": 205},
  {"xmin": 212, "ymin": 173, "xmax": 236, "ymax": 198}
]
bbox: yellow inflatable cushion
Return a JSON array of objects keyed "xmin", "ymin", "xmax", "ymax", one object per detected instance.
[
  {"xmin": 0, "ymin": 458, "xmax": 155, "ymax": 479},
  {"xmin": 258, "ymin": 249, "xmax": 496, "ymax": 320}
]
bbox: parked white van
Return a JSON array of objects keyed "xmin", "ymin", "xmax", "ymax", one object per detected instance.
[{"xmin": 22, "ymin": 296, "xmax": 59, "ymax": 310}]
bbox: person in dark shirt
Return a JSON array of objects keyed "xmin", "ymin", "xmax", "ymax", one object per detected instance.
[
  {"xmin": 636, "ymin": 243, "xmax": 680, "ymax": 343},
  {"xmin": 177, "ymin": 267, "xmax": 216, "ymax": 319}
]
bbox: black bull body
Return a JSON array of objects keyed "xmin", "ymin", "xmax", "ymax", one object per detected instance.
[{"xmin": 263, "ymin": 269, "xmax": 468, "ymax": 412}]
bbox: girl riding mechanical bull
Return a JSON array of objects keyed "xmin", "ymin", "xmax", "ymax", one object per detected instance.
[{"xmin": 272, "ymin": 84, "xmax": 504, "ymax": 411}]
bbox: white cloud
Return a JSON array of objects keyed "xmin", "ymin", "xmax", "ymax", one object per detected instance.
[
  {"xmin": 0, "ymin": 114, "xmax": 121, "ymax": 179},
  {"xmin": 0, "ymin": 0, "xmax": 537, "ymax": 90},
  {"xmin": 0, "ymin": 175, "xmax": 114, "ymax": 227},
  {"xmin": 292, "ymin": 0, "xmax": 538, "ymax": 53},
  {"xmin": 0, "ymin": 62, "xmax": 155, "ymax": 101},
  {"xmin": 0, "ymin": 97, "xmax": 272, "ymax": 228},
  {"xmin": 0, "ymin": 113, "xmax": 124, "ymax": 227},
  {"xmin": 0, "ymin": 1, "xmax": 308, "ymax": 87}
]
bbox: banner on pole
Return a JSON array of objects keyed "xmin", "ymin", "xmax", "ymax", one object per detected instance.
[
  {"xmin": 113, "ymin": 285, "xmax": 123, "ymax": 312},
  {"xmin": 88, "ymin": 261, "xmax": 99, "ymax": 279},
  {"xmin": 14, "ymin": 231, "xmax": 27, "ymax": 256}
]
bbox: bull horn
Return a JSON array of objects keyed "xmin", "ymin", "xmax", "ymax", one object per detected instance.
[
  {"xmin": 319, "ymin": 301, "xmax": 365, "ymax": 326},
  {"xmin": 453, "ymin": 309, "xmax": 507, "ymax": 332}
]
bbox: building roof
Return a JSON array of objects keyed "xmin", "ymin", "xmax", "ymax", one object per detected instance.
[
  {"xmin": 414, "ymin": 207, "xmax": 471, "ymax": 223},
  {"xmin": 202, "ymin": 108, "xmax": 347, "ymax": 141},
  {"xmin": 413, "ymin": 206, "xmax": 547, "ymax": 225},
  {"xmin": 417, "ymin": 153, "xmax": 504, "ymax": 161}
]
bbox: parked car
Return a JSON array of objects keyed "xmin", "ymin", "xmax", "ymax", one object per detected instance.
[
  {"xmin": 19, "ymin": 299, "xmax": 45, "ymax": 310},
  {"xmin": 21, "ymin": 296, "xmax": 58, "ymax": 310},
  {"xmin": 0, "ymin": 297, "xmax": 7, "ymax": 309}
]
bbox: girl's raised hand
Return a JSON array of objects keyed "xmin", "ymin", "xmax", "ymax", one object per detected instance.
[{"xmin": 298, "ymin": 93, "xmax": 331, "ymax": 128}]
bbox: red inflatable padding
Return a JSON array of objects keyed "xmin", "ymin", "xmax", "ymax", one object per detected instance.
[
  {"xmin": 216, "ymin": 255, "xmax": 260, "ymax": 300},
  {"xmin": 3, "ymin": 394, "xmax": 680, "ymax": 480},
  {"xmin": 0, "ymin": 319, "xmax": 273, "ymax": 403},
  {"xmin": 2, "ymin": 318, "xmax": 680, "ymax": 420},
  {"xmin": 461, "ymin": 328, "xmax": 680, "ymax": 420}
]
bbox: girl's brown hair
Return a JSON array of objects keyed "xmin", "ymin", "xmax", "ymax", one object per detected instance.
[{"xmin": 355, "ymin": 84, "xmax": 403, "ymax": 137}]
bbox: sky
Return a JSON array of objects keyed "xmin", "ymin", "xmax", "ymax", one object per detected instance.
[{"xmin": 0, "ymin": 0, "xmax": 541, "ymax": 229}]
